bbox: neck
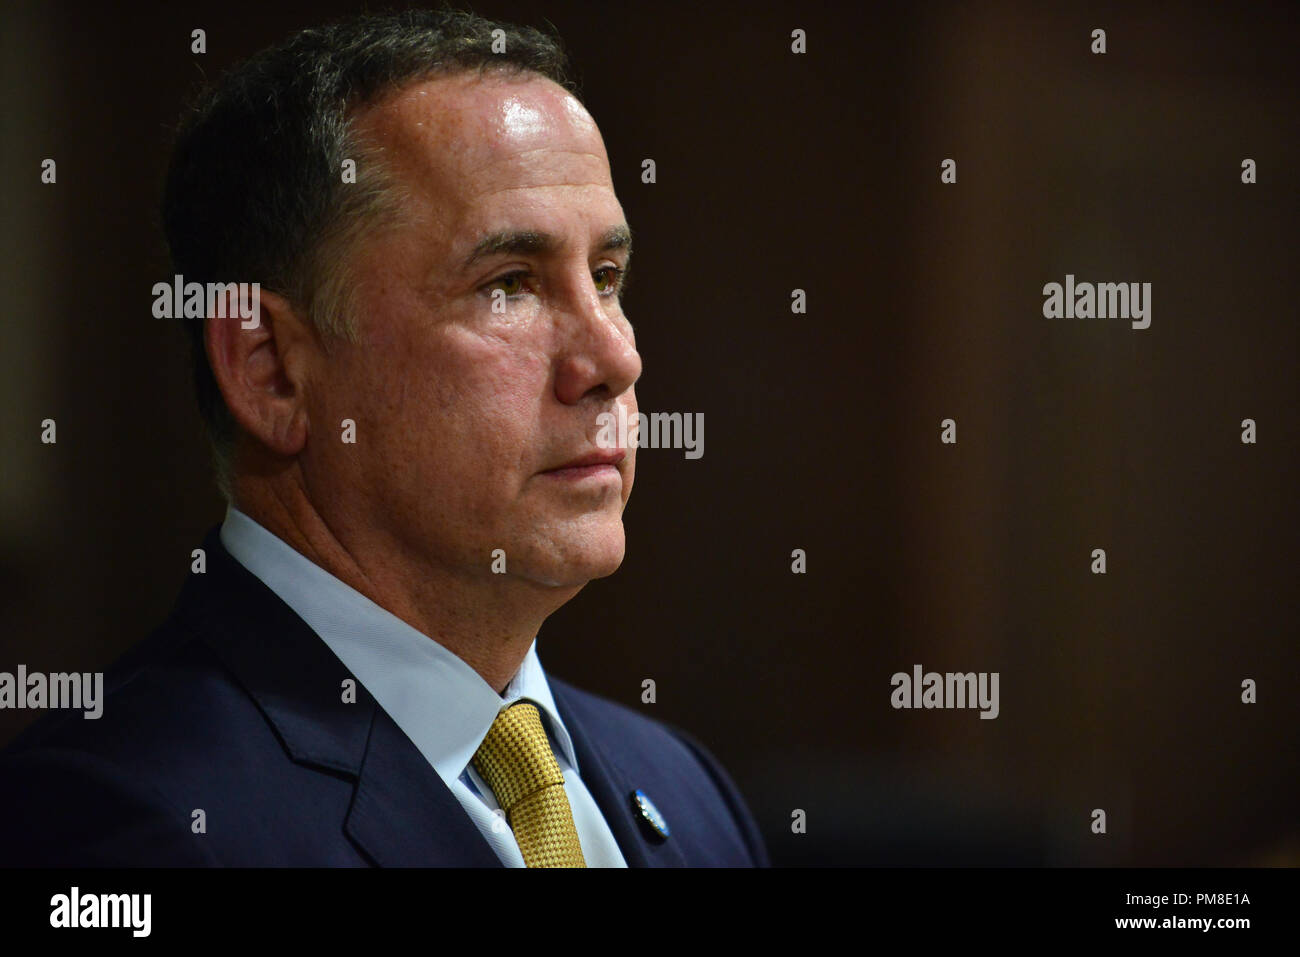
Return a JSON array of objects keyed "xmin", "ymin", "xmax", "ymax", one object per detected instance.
[{"xmin": 232, "ymin": 472, "xmax": 578, "ymax": 695}]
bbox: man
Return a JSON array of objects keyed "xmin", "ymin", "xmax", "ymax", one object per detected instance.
[{"xmin": 0, "ymin": 10, "xmax": 768, "ymax": 867}]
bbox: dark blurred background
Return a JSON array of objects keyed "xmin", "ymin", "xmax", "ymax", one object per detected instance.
[{"xmin": 1, "ymin": 0, "xmax": 1296, "ymax": 866}]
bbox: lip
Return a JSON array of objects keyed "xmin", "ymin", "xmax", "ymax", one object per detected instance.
[{"xmin": 541, "ymin": 449, "xmax": 626, "ymax": 478}]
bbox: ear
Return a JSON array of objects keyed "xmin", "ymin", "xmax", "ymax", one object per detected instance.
[{"xmin": 205, "ymin": 286, "xmax": 315, "ymax": 457}]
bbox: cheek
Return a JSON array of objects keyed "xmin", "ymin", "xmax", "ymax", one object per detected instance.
[
  {"xmin": 310, "ymin": 351, "xmax": 385, "ymax": 448},
  {"xmin": 375, "ymin": 329, "xmax": 552, "ymax": 495},
  {"xmin": 440, "ymin": 328, "xmax": 549, "ymax": 429}
]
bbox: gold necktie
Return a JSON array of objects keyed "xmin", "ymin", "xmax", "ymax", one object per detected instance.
[{"xmin": 471, "ymin": 701, "xmax": 587, "ymax": 868}]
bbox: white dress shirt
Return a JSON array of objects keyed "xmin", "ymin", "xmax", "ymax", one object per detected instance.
[{"xmin": 219, "ymin": 505, "xmax": 627, "ymax": 867}]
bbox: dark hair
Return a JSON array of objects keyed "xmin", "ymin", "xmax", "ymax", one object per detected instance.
[{"xmin": 161, "ymin": 8, "xmax": 575, "ymax": 500}]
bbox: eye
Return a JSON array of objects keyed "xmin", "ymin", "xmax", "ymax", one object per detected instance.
[
  {"xmin": 593, "ymin": 266, "xmax": 625, "ymax": 295},
  {"xmin": 483, "ymin": 271, "xmax": 528, "ymax": 297}
]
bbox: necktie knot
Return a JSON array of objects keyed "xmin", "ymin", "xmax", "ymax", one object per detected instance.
[
  {"xmin": 471, "ymin": 701, "xmax": 587, "ymax": 867},
  {"xmin": 473, "ymin": 702, "xmax": 564, "ymax": 811}
]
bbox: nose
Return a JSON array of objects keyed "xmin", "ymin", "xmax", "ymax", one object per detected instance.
[{"xmin": 552, "ymin": 272, "xmax": 642, "ymax": 407}]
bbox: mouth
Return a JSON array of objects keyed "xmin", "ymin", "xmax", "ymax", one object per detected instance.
[{"xmin": 540, "ymin": 449, "xmax": 626, "ymax": 481}]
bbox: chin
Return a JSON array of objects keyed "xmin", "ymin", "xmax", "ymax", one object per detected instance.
[{"xmin": 518, "ymin": 524, "xmax": 626, "ymax": 588}]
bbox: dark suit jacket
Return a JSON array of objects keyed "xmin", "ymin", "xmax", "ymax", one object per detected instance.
[{"xmin": 0, "ymin": 527, "xmax": 769, "ymax": 867}]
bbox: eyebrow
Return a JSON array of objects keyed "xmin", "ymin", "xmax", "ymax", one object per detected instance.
[{"xmin": 461, "ymin": 225, "xmax": 633, "ymax": 270}]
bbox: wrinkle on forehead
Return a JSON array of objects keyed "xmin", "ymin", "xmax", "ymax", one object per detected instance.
[
  {"xmin": 352, "ymin": 73, "xmax": 609, "ymax": 190},
  {"xmin": 345, "ymin": 71, "xmax": 625, "ymax": 296}
]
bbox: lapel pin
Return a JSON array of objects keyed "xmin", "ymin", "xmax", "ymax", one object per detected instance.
[{"xmin": 630, "ymin": 789, "xmax": 670, "ymax": 842}]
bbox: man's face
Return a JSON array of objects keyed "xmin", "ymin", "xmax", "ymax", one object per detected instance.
[{"xmin": 305, "ymin": 72, "xmax": 640, "ymax": 590}]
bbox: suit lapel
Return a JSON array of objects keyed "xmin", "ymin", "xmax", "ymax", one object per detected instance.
[
  {"xmin": 344, "ymin": 705, "xmax": 501, "ymax": 867},
  {"xmin": 551, "ymin": 681, "xmax": 687, "ymax": 868},
  {"xmin": 185, "ymin": 526, "xmax": 499, "ymax": 867}
]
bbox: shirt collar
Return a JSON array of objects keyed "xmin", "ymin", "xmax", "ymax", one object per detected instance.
[{"xmin": 218, "ymin": 505, "xmax": 579, "ymax": 783}]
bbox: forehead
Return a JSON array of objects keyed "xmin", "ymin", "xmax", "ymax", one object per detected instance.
[{"xmin": 352, "ymin": 71, "xmax": 614, "ymax": 224}]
